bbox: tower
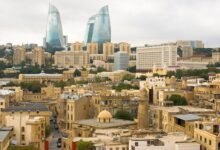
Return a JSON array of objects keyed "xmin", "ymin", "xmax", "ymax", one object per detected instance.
[
  {"xmin": 45, "ymin": 3, "xmax": 65, "ymax": 53},
  {"xmin": 84, "ymin": 5, "xmax": 111, "ymax": 53},
  {"xmin": 137, "ymin": 90, "xmax": 149, "ymax": 129}
]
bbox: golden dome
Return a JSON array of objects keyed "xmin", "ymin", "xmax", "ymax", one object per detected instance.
[{"xmin": 97, "ymin": 110, "xmax": 112, "ymax": 119}]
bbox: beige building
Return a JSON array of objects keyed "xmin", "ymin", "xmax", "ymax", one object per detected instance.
[
  {"xmin": 212, "ymin": 51, "xmax": 220, "ymax": 63},
  {"xmin": 119, "ymin": 42, "xmax": 131, "ymax": 54},
  {"xmin": 57, "ymin": 93, "xmax": 92, "ymax": 133},
  {"xmin": 2, "ymin": 103, "xmax": 51, "ymax": 149},
  {"xmin": 194, "ymin": 119, "xmax": 220, "ymax": 150},
  {"xmin": 32, "ymin": 47, "xmax": 45, "ymax": 66},
  {"xmin": 136, "ymin": 45, "xmax": 177, "ymax": 71},
  {"xmin": 13, "ymin": 46, "xmax": 26, "ymax": 65},
  {"xmin": 97, "ymin": 70, "xmax": 133, "ymax": 82},
  {"xmin": 0, "ymin": 130, "xmax": 11, "ymax": 150},
  {"xmin": 18, "ymin": 70, "xmax": 74, "ymax": 83},
  {"xmin": 103, "ymin": 42, "xmax": 114, "ymax": 56},
  {"xmin": 87, "ymin": 43, "xmax": 98, "ymax": 54},
  {"xmin": 150, "ymin": 106, "xmax": 215, "ymax": 135},
  {"xmin": 54, "ymin": 51, "xmax": 89, "ymax": 68},
  {"xmin": 71, "ymin": 42, "xmax": 83, "ymax": 51}
]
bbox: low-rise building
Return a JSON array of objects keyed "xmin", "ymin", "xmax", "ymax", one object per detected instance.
[
  {"xmin": 129, "ymin": 132, "xmax": 200, "ymax": 150},
  {"xmin": 2, "ymin": 103, "xmax": 51, "ymax": 149}
]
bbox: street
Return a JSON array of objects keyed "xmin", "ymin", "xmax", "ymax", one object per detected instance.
[{"xmin": 49, "ymin": 119, "xmax": 62, "ymax": 150}]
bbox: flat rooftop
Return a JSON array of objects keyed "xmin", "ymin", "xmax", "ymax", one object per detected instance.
[
  {"xmin": 150, "ymin": 106, "xmax": 214, "ymax": 113},
  {"xmin": 0, "ymin": 131, "xmax": 10, "ymax": 142},
  {"xmin": 3, "ymin": 103, "xmax": 49, "ymax": 112},
  {"xmin": 175, "ymin": 114, "xmax": 201, "ymax": 121},
  {"xmin": 74, "ymin": 118, "xmax": 136, "ymax": 129}
]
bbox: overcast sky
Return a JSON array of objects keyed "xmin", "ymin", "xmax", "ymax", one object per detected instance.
[{"xmin": 0, "ymin": 0, "xmax": 220, "ymax": 47}]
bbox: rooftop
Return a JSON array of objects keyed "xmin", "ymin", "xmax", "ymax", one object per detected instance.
[
  {"xmin": 151, "ymin": 106, "xmax": 214, "ymax": 113},
  {"xmin": 0, "ymin": 90, "xmax": 15, "ymax": 96},
  {"xmin": 74, "ymin": 118, "xmax": 136, "ymax": 129},
  {"xmin": 175, "ymin": 114, "xmax": 201, "ymax": 121},
  {"xmin": 3, "ymin": 103, "xmax": 49, "ymax": 112},
  {"xmin": 0, "ymin": 131, "xmax": 10, "ymax": 142}
]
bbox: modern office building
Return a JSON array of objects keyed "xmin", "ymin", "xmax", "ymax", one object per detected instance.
[
  {"xmin": 44, "ymin": 3, "xmax": 66, "ymax": 53},
  {"xmin": 84, "ymin": 5, "xmax": 111, "ymax": 53},
  {"xmin": 114, "ymin": 51, "xmax": 129, "ymax": 71},
  {"xmin": 136, "ymin": 45, "xmax": 177, "ymax": 71}
]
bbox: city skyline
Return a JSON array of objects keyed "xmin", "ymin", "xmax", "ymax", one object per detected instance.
[{"xmin": 0, "ymin": 0, "xmax": 220, "ymax": 47}]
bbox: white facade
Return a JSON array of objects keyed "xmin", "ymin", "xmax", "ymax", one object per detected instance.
[{"xmin": 136, "ymin": 45, "xmax": 177, "ymax": 71}]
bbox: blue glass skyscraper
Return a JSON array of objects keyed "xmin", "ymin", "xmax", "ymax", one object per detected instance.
[
  {"xmin": 45, "ymin": 3, "xmax": 65, "ymax": 53},
  {"xmin": 84, "ymin": 5, "xmax": 111, "ymax": 53}
]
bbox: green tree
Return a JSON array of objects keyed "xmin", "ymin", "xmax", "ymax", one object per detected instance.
[
  {"xmin": 45, "ymin": 125, "xmax": 52, "ymax": 138},
  {"xmin": 122, "ymin": 74, "xmax": 135, "ymax": 81},
  {"xmin": 74, "ymin": 69, "xmax": 81, "ymax": 77},
  {"xmin": 168, "ymin": 95, "xmax": 188, "ymax": 106},
  {"xmin": 114, "ymin": 110, "xmax": 134, "ymax": 121},
  {"xmin": 97, "ymin": 66, "xmax": 106, "ymax": 73},
  {"xmin": 127, "ymin": 66, "xmax": 136, "ymax": 73},
  {"xmin": 76, "ymin": 140, "xmax": 94, "ymax": 150}
]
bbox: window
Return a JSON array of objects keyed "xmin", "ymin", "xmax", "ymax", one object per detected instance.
[
  {"xmin": 209, "ymin": 140, "xmax": 212, "ymax": 146},
  {"xmin": 204, "ymin": 138, "xmax": 207, "ymax": 143},
  {"xmin": 135, "ymin": 142, "xmax": 138, "ymax": 146},
  {"xmin": 21, "ymin": 127, "xmax": 25, "ymax": 132},
  {"xmin": 21, "ymin": 135, "xmax": 25, "ymax": 141},
  {"xmin": 200, "ymin": 136, "xmax": 202, "ymax": 141},
  {"xmin": 116, "ymin": 147, "xmax": 119, "ymax": 150}
]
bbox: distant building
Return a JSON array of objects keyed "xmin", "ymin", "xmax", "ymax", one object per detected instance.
[
  {"xmin": 119, "ymin": 42, "xmax": 131, "ymax": 54},
  {"xmin": 87, "ymin": 43, "xmax": 98, "ymax": 54},
  {"xmin": 13, "ymin": 47, "xmax": 26, "ymax": 65},
  {"xmin": 136, "ymin": 45, "xmax": 177, "ymax": 71},
  {"xmin": 177, "ymin": 40, "xmax": 204, "ymax": 49},
  {"xmin": 71, "ymin": 42, "xmax": 83, "ymax": 51},
  {"xmin": 54, "ymin": 51, "xmax": 89, "ymax": 68},
  {"xmin": 103, "ymin": 42, "xmax": 114, "ymax": 57},
  {"xmin": 18, "ymin": 70, "xmax": 74, "ymax": 82},
  {"xmin": 114, "ymin": 51, "xmax": 129, "ymax": 71},
  {"xmin": 32, "ymin": 47, "xmax": 45, "ymax": 66}
]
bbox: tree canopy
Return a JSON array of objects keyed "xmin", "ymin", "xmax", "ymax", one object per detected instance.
[
  {"xmin": 76, "ymin": 140, "xmax": 94, "ymax": 150},
  {"xmin": 168, "ymin": 95, "xmax": 188, "ymax": 106},
  {"xmin": 113, "ymin": 110, "xmax": 134, "ymax": 121}
]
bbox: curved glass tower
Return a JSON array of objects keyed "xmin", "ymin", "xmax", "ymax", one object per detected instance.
[
  {"xmin": 45, "ymin": 4, "xmax": 65, "ymax": 53},
  {"xmin": 84, "ymin": 5, "xmax": 111, "ymax": 53}
]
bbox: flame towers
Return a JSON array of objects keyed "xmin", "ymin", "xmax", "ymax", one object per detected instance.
[
  {"xmin": 84, "ymin": 5, "xmax": 111, "ymax": 53},
  {"xmin": 44, "ymin": 3, "xmax": 66, "ymax": 53}
]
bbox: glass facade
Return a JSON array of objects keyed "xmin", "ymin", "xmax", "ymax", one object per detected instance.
[
  {"xmin": 45, "ymin": 4, "xmax": 65, "ymax": 53},
  {"xmin": 84, "ymin": 5, "xmax": 111, "ymax": 53}
]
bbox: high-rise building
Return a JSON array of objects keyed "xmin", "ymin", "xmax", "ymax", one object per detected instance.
[
  {"xmin": 32, "ymin": 47, "xmax": 45, "ymax": 66},
  {"xmin": 136, "ymin": 45, "xmax": 177, "ymax": 71},
  {"xmin": 13, "ymin": 47, "xmax": 26, "ymax": 65},
  {"xmin": 176, "ymin": 40, "xmax": 204, "ymax": 48},
  {"xmin": 84, "ymin": 5, "xmax": 111, "ymax": 53},
  {"xmin": 114, "ymin": 51, "xmax": 129, "ymax": 71},
  {"xmin": 44, "ymin": 3, "xmax": 66, "ymax": 53}
]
